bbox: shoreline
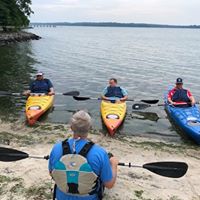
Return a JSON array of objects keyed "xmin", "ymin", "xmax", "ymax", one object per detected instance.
[
  {"xmin": 0, "ymin": 31, "xmax": 41, "ymax": 46},
  {"xmin": 0, "ymin": 121, "xmax": 200, "ymax": 200}
]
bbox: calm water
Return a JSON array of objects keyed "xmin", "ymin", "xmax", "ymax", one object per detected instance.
[{"xmin": 1, "ymin": 27, "xmax": 200, "ymax": 144}]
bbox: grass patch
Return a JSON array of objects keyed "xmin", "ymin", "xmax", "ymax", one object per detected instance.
[
  {"xmin": 0, "ymin": 175, "xmax": 22, "ymax": 183},
  {"xmin": 0, "ymin": 131, "xmax": 37, "ymax": 145},
  {"xmin": 0, "ymin": 175, "xmax": 24, "ymax": 196},
  {"xmin": 25, "ymin": 182, "xmax": 52, "ymax": 200},
  {"xmin": 133, "ymin": 190, "xmax": 152, "ymax": 200},
  {"xmin": 169, "ymin": 196, "xmax": 183, "ymax": 200},
  {"xmin": 116, "ymin": 135, "xmax": 200, "ymax": 154},
  {"xmin": 135, "ymin": 190, "xmax": 144, "ymax": 198},
  {"xmin": 53, "ymin": 125, "xmax": 65, "ymax": 131}
]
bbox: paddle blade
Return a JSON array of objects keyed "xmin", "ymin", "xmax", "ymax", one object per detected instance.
[
  {"xmin": 143, "ymin": 162, "xmax": 188, "ymax": 178},
  {"xmin": 62, "ymin": 91, "xmax": 80, "ymax": 96},
  {"xmin": 0, "ymin": 147, "xmax": 29, "ymax": 162},
  {"xmin": 141, "ymin": 100, "xmax": 159, "ymax": 104},
  {"xmin": 73, "ymin": 96, "xmax": 91, "ymax": 101},
  {"xmin": 132, "ymin": 103, "xmax": 150, "ymax": 110}
]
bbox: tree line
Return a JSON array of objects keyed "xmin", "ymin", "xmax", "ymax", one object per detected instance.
[{"xmin": 0, "ymin": 0, "xmax": 33, "ymax": 31}]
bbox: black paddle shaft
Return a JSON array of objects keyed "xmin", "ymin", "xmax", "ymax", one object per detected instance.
[
  {"xmin": 73, "ymin": 96, "xmax": 159, "ymax": 104},
  {"xmin": 0, "ymin": 90, "xmax": 80, "ymax": 97}
]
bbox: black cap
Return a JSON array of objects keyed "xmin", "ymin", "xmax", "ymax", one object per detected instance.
[{"xmin": 176, "ymin": 78, "xmax": 183, "ymax": 84}]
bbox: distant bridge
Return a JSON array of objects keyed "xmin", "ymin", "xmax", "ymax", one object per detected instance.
[{"xmin": 30, "ymin": 24, "xmax": 57, "ymax": 28}]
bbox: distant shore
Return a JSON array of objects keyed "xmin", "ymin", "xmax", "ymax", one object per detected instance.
[
  {"xmin": 0, "ymin": 31, "xmax": 41, "ymax": 46},
  {"xmin": 30, "ymin": 22, "xmax": 200, "ymax": 29}
]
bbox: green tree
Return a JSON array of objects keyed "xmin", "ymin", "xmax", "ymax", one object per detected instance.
[{"xmin": 0, "ymin": 0, "xmax": 33, "ymax": 31}]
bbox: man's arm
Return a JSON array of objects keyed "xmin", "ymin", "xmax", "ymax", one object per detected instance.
[
  {"xmin": 120, "ymin": 88, "xmax": 128, "ymax": 101},
  {"xmin": 187, "ymin": 90, "xmax": 195, "ymax": 106},
  {"xmin": 48, "ymin": 87, "xmax": 55, "ymax": 95},
  {"xmin": 47, "ymin": 80, "xmax": 55, "ymax": 95},
  {"xmin": 167, "ymin": 89, "xmax": 175, "ymax": 104},
  {"xmin": 104, "ymin": 157, "xmax": 119, "ymax": 189},
  {"xmin": 120, "ymin": 95, "xmax": 128, "ymax": 101},
  {"xmin": 23, "ymin": 90, "xmax": 31, "ymax": 96},
  {"xmin": 190, "ymin": 96, "xmax": 195, "ymax": 106},
  {"xmin": 23, "ymin": 82, "xmax": 33, "ymax": 96},
  {"xmin": 167, "ymin": 97, "xmax": 174, "ymax": 104},
  {"xmin": 101, "ymin": 87, "xmax": 109, "ymax": 100}
]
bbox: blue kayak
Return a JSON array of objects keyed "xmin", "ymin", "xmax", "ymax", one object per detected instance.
[{"xmin": 164, "ymin": 89, "xmax": 200, "ymax": 145}]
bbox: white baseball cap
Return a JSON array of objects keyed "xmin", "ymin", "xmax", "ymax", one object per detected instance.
[{"xmin": 36, "ymin": 71, "xmax": 44, "ymax": 76}]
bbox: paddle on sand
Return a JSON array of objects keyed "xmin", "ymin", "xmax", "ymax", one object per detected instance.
[
  {"xmin": 73, "ymin": 96, "xmax": 159, "ymax": 104},
  {"xmin": 0, "ymin": 90, "xmax": 80, "ymax": 97},
  {"xmin": 0, "ymin": 147, "xmax": 188, "ymax": 178}
]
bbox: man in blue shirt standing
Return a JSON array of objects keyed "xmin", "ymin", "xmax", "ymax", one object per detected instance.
[
  {"xmin": 49, "ymin": 110, "xmax": 119, "ymax": 200},
  {"xmin": 101, "ymin": 78, "xmax": 128, "ymax": 102},
  {"xmin": 24, "ymin": 72, "xmax": 54, "ymax": 95}
]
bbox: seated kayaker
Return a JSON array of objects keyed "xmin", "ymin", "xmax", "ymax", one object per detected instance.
[
  {"xmin": 168, "ymin": 78, "xmax": 195, "ymax": 107},
  {"xmin": 101, "ymin": 78, "xmax": 128, "ymax": 102},
  {"xmin": 24, "ymin": 72, "xmax": 54, "ymax": 96},
  {"xmin": 49, "ymin": 110, "xmax": 119, "ymax": 200}
]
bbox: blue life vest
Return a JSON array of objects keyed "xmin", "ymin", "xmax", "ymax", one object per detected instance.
[
  {"xmin": 172, "ymin": 89, "xmax": 190, "ymax": 103},
  {"xmin": 30, "ymin": 79, "xmax": 51, "ymax": 93},
  {"xmin": 105, "ymin": 86, "xmax": 124, "ymax": 98}
]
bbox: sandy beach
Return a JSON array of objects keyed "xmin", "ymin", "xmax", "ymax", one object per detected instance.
[{"xmin": 0, "ymin": 120, "xmax": 200, "ymax": 200}]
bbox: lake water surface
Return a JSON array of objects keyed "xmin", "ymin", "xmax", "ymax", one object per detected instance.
[{"xmin": 1, "ymin": 26, "xmax": 200, "ymax": 144}]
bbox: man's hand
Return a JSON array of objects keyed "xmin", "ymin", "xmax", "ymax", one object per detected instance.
[
  {"xmin": 23, "ymin": 90, "xmax": 30, "ymax": 96},
  {"xmin": 110, "ymin": 156, "xmax": 119, "ymax": 167},
  {"xmin": 48, "ymin": 92, "xmax": 55, "ymax": 96}
]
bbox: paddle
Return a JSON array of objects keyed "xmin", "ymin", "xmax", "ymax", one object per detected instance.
[
  {"xmin": 0, "ymin": 147, "xmax": 188, "ymax": 178},
  {"xmin": 0, "ymin": 90, "xmax": 80, "ymax": 97},
  {"xmin": 132, "ymin": 102, "xmax": 195, "ymax": 110},
  {"xmin": 132, "ymin": 103, "xmax": 162, "ymax": 110},
  {"xmin": 73, "ymin": 96, "xmax": 159, "ymax": 104},
  {"xmin": 118, "ymin": 161, "xmax": 188, "ymax": 178},
  {"xmin": 0, "ymin": 147, "xmax": 49, "ymax": 161}
]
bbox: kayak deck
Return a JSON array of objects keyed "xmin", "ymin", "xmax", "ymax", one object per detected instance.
[
  {"xmin": 25, "ymin": 95, "xmax": 54, "ymax": 125},
  {"xmin": 100, "ymin": 100, "xmax": 126, "ymax": 136}
]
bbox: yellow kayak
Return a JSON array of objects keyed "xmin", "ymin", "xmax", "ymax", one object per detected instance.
[
  {"xmin": 25, "ymin": 95, "xmax": 54, "ymax": 125},
  {"xmin": 100, "ymin": 100, "xmax": 127, "ymax": 136}
]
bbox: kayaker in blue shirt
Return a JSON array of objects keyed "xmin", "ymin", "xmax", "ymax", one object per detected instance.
[
  {"xmin": 49, "ymin": 110, "xmax": 119, "ymax": 200},
  {"xmin": 101, "ymin": 78, "xmax": 128, "ymax": 102},
  {"xmin": 24, "ymin": 72, "xmax": 54, "ymax": 96}
]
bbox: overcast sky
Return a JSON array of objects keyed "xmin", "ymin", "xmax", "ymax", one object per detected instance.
[{"xmin": 30, "ymin": 0, "xmax": 200, "ymax": 25}]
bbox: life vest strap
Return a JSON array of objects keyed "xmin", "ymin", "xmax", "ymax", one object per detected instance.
[{"xmin": 62, "ymin": 139, "xmax": 94, "ymax": 157}]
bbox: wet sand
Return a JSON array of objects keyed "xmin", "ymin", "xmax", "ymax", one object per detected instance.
[{"xmin": 0, "ymin": 121, "xmax": 200, "ymax": 200}]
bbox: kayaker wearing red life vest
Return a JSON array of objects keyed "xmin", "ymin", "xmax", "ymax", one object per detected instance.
[
  {"xmin": 101, "ymin": 78, "xmax": 128, "ymax": 102},
  {"xmin": 168, "ymin": 78, "xmax": 195, "ymax": 106}
]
